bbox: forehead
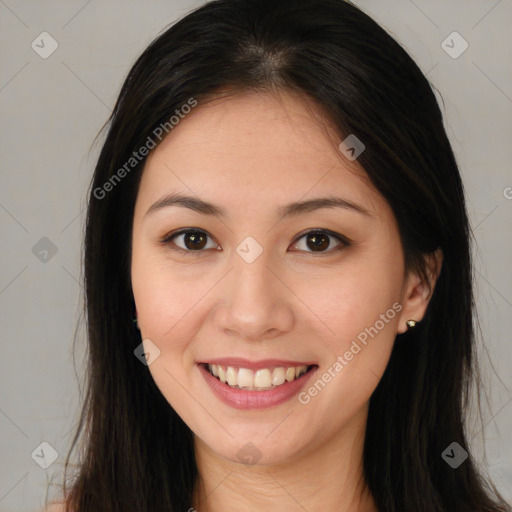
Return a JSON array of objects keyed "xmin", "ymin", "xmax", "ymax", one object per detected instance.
[
  {"xmin": 138, "ymin": 90, "xmax": 385, "ymax": 220},
  {"xmin": 150, "ymin": 90, "xmax": 353, "ymax": 169}
]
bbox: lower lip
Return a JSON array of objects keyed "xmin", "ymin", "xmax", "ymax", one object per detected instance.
[{"xmin": 198, "ymin": 363, "xmax": 318, "ymax": 410}]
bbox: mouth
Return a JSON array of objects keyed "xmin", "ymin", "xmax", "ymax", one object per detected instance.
[{"xmin": 198, "ymin": 362, "xmax": 318, "ymax": 391}]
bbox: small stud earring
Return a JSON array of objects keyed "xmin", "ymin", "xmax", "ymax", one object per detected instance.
[{"xmin": 406, "ymin": 320, "xmax": 417, "ymax": 328}]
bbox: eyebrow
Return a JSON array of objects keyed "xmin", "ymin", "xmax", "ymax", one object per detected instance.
[{"xmin": 144, "ymin": 192, "xmax": 373, "ymax": 218}]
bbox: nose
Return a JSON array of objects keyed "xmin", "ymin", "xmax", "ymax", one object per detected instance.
[{"xmin": 213, "ymin": 252, "xmax": 294, "ymax": 342}]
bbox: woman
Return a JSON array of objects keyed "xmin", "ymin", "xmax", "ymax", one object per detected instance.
[{"xmin": 47, "ymin": 0, "xmax": 511, "ymax": 510}]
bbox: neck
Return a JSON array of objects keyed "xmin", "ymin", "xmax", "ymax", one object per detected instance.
[{"xmin": 191, "ymin": 406, "xmax": 377, "ymax": 512}]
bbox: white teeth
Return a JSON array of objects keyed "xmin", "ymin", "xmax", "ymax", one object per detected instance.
[
  {"xmin": 206, "ymin": 364, "xmax": 310, "ymax": 390},
  {"xmin": 237, "ymin": 368, "xmax": 254, "ymax": 389},
  {"xmin": 254, "ymin": 369, "xmax": 273, "ymax": 389},
  {"xmin": 285, "ymin": 367, "xmax": 296, "ymax": 382},
  {"xmin": 272, "ymin": 367, "xmax": 285, "ymax": 386},
  {"xmin": 226, "ymin": 366, "xmax": 237, "ymax": 386}
]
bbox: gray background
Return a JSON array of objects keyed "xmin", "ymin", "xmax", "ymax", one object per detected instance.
[{"xmin": 0, "ymin": 1, "xmax": 511, "ymax": 510}]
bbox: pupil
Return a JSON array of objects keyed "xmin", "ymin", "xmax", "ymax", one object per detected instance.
[
  {"xmin": 308, "ymin": 233, "xmax": 329, "ymax": 251},
  {"xmin": 185, "ymin": 232, "xmax": 206, "ymax": 250},
  {"xmin": 183, "ymin": 232, "xmax": 329, "ymax": 252}
]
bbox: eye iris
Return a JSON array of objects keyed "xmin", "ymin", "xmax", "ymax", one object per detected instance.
[
  {"xmin": 176, "ymin": 230, "xmax": 336, "ymax": 252},
  {"xmin": 184, "ymin": 232, "xmax": 207, "ymax": 250},
  {"xmin": 307, "ymin": 232, "xmax": 329, "ymax": 251}
]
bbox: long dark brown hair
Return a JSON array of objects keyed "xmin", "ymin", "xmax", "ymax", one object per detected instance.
[{"xmin": 50, "ymin": 0, "xmax": 511, "ymax": 510}]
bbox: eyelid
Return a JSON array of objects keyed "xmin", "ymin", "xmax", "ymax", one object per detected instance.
[{"xmin": 160, "ymin": 228, "xmax": 351, "ymax": 255}]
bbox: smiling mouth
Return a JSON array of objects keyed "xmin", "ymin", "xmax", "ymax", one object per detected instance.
[{"xmin": 199, "ymin": 362, "xmax": 317, "ymax": 391}]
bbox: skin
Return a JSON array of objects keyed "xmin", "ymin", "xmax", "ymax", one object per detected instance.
[{"xmin": 129, "ymin": 90, "xmax": 442, "ymax": 512}]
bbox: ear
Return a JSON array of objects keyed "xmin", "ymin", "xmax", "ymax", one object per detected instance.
[{"xmin": 396, "ymin": 248, "xmax": 443, "ymax": 334}]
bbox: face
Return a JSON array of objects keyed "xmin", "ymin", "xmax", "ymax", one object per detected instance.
[{"xmin": 131, "ymin": 90, "xmax": 428, "ymax": 466}]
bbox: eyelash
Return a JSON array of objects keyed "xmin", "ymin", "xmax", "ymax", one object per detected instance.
[{"xmin": 160, "ymin": 228, "xmax": 351, "ymax": 257}]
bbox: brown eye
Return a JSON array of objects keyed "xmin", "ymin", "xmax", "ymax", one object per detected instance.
[
  {"xmin": 162, "ymin": 228, "xmax": 350, "ymax": 256},
  {"xmin": 162, "ymin": 229, "xmax": 218, "ymax": 254},
  {"xmin": 305, "ymin": 232, "xmax": 330, "ymax": 251},
  {"xmin": 293, "ymin": 230, "xmax": 348, "ymax": 254},
  {"xmin": 182, "ymin": 231, "xmax": 207, "ymax": 250}
]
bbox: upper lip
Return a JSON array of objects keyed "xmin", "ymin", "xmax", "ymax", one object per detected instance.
[{"xmin": 197, "ymin": 357, "xmax": 317, "ymax": 370}]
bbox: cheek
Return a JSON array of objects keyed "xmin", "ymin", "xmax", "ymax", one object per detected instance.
[
  {"xmin": 131, "ymin": 248, "xmax": 214, "ymax": 357},
  {"xmin": 131, "ymin": 243, "xmax": 181, "ymax": 339},
  {"xmin": 308, "ymin": 258, "xmax": 401, "ymax": 335},
  {"xmin": 133, "ymin": 274, "xmax": 190, "ymax": 344},
  {"xmin": 297, "ymin": 253, "xmax": 403, "ymax": 392}
]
